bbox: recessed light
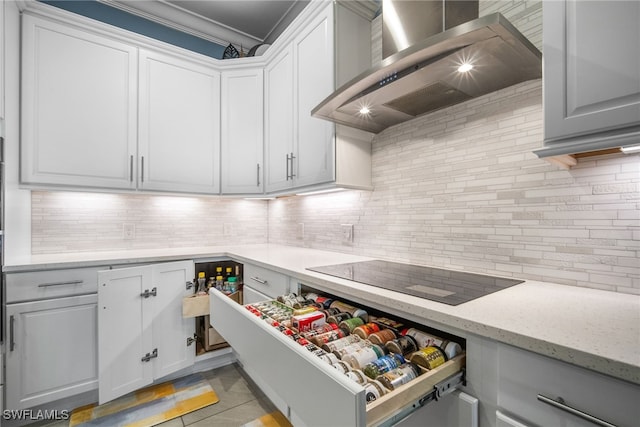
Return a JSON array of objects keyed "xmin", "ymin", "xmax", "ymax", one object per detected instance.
[
  {"xmin": 359, "ymin": 106, "xmax": 371, "ymax": 115},
  {"xmin": 457, "ymin": 63, "xmax": 473, "ymax": 73}
]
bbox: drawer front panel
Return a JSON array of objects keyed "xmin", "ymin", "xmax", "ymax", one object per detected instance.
[
  {"xmin": 210, "ymin": 290, "xmax": 467, "ymax": 427},
  {"xmin": 6, "ymin": 267, "xmax": 103, "ymax": 302},
  {"xmin": 498, "ymin": 344, "xmax": 640, "ymax": 427},
  {"xmin": 243, "ymin": 263, "xmax": 289, "ymax": 298},
  {"xmin": 210, "ymin": 289, "xmax": 364, "ymax": 426}
]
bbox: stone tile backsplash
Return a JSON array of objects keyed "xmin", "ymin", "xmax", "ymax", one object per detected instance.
[
  {"xmin": 267, "ymin": 80, "xmax": 640, "ymax": 295},
  {"xmin": 31, "ymin": 192, "xmax": 268, "ymax": 253}
]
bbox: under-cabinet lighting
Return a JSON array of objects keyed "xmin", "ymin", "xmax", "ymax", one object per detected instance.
[
  {"xmin": 243, "ymin": 197, "xmax": 276, "ymax": 200},
  {"xmin": 621, "ymin": 145, "xmax": 640, "ymax": 154},
  {"xmin": 296, "ymin": 188, "xmax": 346, "ymax": 196},
  {"xmin": 457, "ymin": 63, "xmax": 473, "ymax": 73}
]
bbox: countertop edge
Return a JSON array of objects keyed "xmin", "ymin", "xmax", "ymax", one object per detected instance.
[{"xmin": 4, "ymin": 244, "xmax": 639, "ymax": 386}]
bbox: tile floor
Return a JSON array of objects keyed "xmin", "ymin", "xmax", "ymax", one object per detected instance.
[{"xmin": 40, "ymin": 363, "xmax": 278, "ymax": 427}]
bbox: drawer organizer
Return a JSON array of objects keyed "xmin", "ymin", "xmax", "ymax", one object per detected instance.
[{"xmin": 210, "ymin": 289, "xmax": 467, "ymax": 426}]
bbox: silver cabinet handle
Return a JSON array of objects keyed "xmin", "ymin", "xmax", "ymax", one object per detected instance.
[
  {"xmin": 286, "ymin": 153, "xmax": 290, "ymax": 180},
  {"xmin": 37, "ymin": 280, "xmax": 83, "ymax": 288},
  {"xmin": 257, "ymin": 163, "xmax": 261, "ymax": 186},
  {"xmin": 537, "ymin": 394, "xmax": 616, "ymax": 427},
  {"xmin": 140, "ymin": 156, "xmax": 145, "ymax": 183},
  {"xmin": 130, "ymin": 155, "xmax": 134, "ymax": 182},
  {"xmin": 10, "ymin": 315, "xmax": 15, "ymax": 352},
  {"xmin": 250, "ymin": 276, "xmax": 268, "ymax": 285}
]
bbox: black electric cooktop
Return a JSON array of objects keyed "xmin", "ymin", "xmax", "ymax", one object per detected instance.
[{"xmin": 307, "ymin": 260, "xmax": 524, "ymax": 306}]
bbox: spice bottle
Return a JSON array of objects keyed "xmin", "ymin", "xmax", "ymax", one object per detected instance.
[
  {"xmin": 362, "ymin": 353, "xmax": 406, "ymax": 379},
  {"xmin": 196, "ymin": 272, "xmax": 207, "ymax": 295}
]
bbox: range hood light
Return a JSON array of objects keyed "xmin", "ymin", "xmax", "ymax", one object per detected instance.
[
  {"xmin": 621, "ymin": 145, "xmax": 640, "ymax": 154},
  {"xmin": 457, "ymin": 63, "xmax": 473, "ymax": 73}
]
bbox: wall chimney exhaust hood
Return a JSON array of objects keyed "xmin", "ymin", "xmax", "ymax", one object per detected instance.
[{"xmin": 312, "ymin": 0, "xmax": 542, "ymax": 134}]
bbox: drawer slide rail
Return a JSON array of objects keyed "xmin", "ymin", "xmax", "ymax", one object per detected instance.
[{"xmin": 376, "ymin": 370, "xmax": 466, "ymax": 427}]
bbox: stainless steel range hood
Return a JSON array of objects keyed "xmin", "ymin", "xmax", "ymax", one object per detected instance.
[{"xmin": 312, "ymin": 1, "xmax": 542, "ymax": 134}]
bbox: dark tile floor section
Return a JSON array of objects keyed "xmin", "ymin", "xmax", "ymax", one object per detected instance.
[{"xmin": 40, "ymin": 363, "xmax": 277, "ymax": 427}]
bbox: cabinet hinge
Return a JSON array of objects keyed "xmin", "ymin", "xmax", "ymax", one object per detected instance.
[
  {"xmin": 187, "ymin": 334, "xmax": 198, "ymax": 347},
  {"xmin": 140, "ymin": 287, "xmax": 157, "ymax": 298},
  {"xmin": 141, "ymin": 348, "xmax": 158, "ymax": 362}
]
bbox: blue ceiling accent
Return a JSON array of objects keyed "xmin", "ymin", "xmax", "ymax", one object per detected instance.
[{"xmin": 41, "ymin": 1, "xmax": 226, "ymax": 59}]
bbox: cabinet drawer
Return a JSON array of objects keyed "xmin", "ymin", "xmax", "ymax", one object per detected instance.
[
  {"xmin": 243, "ymin": 263, "xmax": 289, "ymax": 298},
  {"xmin": 210, "ymin": 290, "xmax": 466, "ymax": 427},
  {"xmin": 6, "ymin": 267, "xmax": 102, "ymax": 302},
  {"xmin": 498, "ymin": 344, "xmax": 640, "ymax": 427}
]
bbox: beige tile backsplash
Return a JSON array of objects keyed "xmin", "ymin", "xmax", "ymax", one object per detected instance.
[{"xmin": 31, "ymin": 0, "xmax": 638, "ymax": 294}]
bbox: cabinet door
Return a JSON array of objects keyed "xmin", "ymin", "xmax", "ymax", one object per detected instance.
[
  {"xmin": 98, "ymin": 266, "xmax": 153, "ymax": 404},
  {"xmin": 294, "ymin": 7, "xmax": 335, "ymax": 188},
  {"xmin": 139, "ymin": 50, "xmax": 221, "ymax": 194},
  {"xmin": 98, "ymin": 261, "xmax": 195, "ymax": 404},
  {"xmin": 21, "ymin": 15, "xmax": 137, "ymax": 189},
  {"xmin": 152, "ymin": 261, "xmax": 196, "ymax": 379},
  {"xmin": 221, "ymin": 68, "xmax": 264, "ymax": 194},
  {"xmin": 544, "ymin": 1, "xmax": 640, "ymax": 142},
  {"xmin": 6, "ymin": 295, "xmax": 98, "ymax": 409},
  {"xmin": 265, "ymin": 46, "xmax": 295, "ymax": 193}
]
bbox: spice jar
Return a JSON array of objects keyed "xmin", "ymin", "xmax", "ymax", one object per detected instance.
[{"xmin": 362, "ymin": 354, "xmax": 406, "ymax": 379}]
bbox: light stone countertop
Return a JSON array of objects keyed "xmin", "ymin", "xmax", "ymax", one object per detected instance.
[{"xmin": 5, "ymin": 243, "xmax": 640, "ymax": 385}]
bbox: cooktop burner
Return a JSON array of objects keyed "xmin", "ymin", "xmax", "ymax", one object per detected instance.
[{"xmin": 307, "ymin": 260, "xmax": 524, "ymax": 306}]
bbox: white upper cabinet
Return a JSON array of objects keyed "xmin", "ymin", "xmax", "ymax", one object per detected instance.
[
  {"xmin": 265, "ymin": 2, "xmax": 374, "ymax": 194},
  {"xmin": 19, "ymin": 2, "xmax": 373, "ymax": 197},
  {"xmin": 536, "ymin": 0, "xmax": 640, "ymax": 161},
  {"xmin": 265, "ymin": 46, "xmax": 295, "ymax": 193},
  {"xmin": 138, "ymin": 50, "xmax": 220, "ymax": 194},
  {"xmin": 21, "ymin": 14, "xmax": 138, "ymax": 189},
  {"xmin": 1, "ymin": 1, "xmax": 5, "ymax": 120},
  {"xmin": 293, "ymin": 6, "xmax": 335, "ymax": 188},
  {"xmin": 21, "ymin": 12, "xmax": 221, "ymax": 194},
  {"xmin": 221, "ymin": 67, "xmax": 264, "ymax": 194}
]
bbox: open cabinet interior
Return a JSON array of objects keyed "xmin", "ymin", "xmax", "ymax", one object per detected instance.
[{"xmin": 210, "ymin": 276, "xmax": 475, "ymax": 427}]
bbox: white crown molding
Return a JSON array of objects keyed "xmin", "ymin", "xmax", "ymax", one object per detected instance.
[
  {"xmin": 338, "ymin": 0, "xmax": 380, "ymax": 21},
  {"xmin": 21, "ymin": 0, "xmax": 227, "ymax": 67},
  {"xmin": 98, "ymin": 0, "xmax": 262, "ymax": 49}
]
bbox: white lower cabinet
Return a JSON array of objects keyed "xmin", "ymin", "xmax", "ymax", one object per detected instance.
[
  {"xmin": 497, "ymin": 343, "xmax": 640, "ymax": 427},
  {"xmin": 98, "ymin": 260, "xmax": 196, "ymax": 404},
  {"xmin": 210, "ymin": 290, "xmax": 471, "ymax": 426},
  {"xmin": 5, "ymin": 294, "xmax": 98, "ymax": 410}
]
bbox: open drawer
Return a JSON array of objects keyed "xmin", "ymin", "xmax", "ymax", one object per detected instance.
[{"xmin": 210, "ymin": 289, "xmax": 469, "ymax": 426}]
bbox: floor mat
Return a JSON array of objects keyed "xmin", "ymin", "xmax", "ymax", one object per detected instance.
[
  {"xmin": 70, "ymin": 373, "xmax": 219, "ymax": 427},
  {"xmin": 241, "ymin": 411, "xmax": 293, "ymax": 427}
]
